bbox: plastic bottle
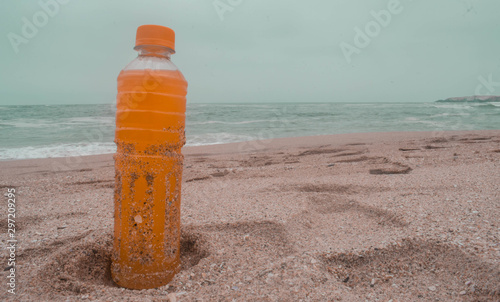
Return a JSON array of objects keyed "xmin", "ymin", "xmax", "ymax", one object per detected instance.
[{"xmin": 111, "ymin": 25, "xmax": 187, "ymax": 289}]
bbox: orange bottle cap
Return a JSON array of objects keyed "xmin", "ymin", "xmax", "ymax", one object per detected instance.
[{"xmin": 135, "ymin": 25, "xmax": 175, "ymax": 52}]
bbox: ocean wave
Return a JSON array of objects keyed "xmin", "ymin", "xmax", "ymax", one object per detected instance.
[
  {"xmin": 342, "ymin": 103, "xmax": 378, "ymax": 107},
  {"xmin": 430, "ymin": 112, "xmax": 470, "ymax": 118},
  {"xmin": 1, "ymin": 117, "xmax": 114, "ymax": 129},
  {"xmin": 403, "ymin": 117, "xmax": 449, "ymax": 128},
  {"xmin": 63, "ymin": 116, "xmax": 115, "ymax": 125},
  {"xmin": 0, "ymin": 132, "xmax": 255, "ymax": 160},
  {"xmin": 0, "ymin": 120, "xmax": 54, "ymax": 128},
  {"xmin": 474, "ymin": 103, "xmax": 500, "ymax": 109},
  {"xmin": 0, "ymin": 123, "xmax": 13, "ymax": 128},
  {"xmin": 432, "ymin": 104, "xmax": 473, "ymax": 109},
  {"xmin": 186, "ymin": 132, "xmax": 256, "ymax": 146},
  {"xmin": 190, "ymin": 104, "xmax": 274, "ymax": 109},
  {"xmin": 189, "ymin": 119, "xmax": 275, "ymax": 126},
  {"xmin": 0, "ymin": 143, "xmax": 116, "ymax": 161}
]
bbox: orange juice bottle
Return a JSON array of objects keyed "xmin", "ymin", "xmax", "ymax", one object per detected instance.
[{"xmin": 111, "ymin": 25, "xmax": 187, "ymax": 289}]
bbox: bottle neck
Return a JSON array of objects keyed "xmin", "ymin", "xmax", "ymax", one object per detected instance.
[{"xmin": 134, "ymin": 45, "xmax": 174, "ymax": 59}]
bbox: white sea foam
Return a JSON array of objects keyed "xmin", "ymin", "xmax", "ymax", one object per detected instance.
[
  {"xmin": 0, "ymin": 134, "xmax": 256, "ymax": 160},
  {"xmin": 186, "ymin": 133, "xmax": 255, "ymax": 146},
  {"xmin": 0, "ymin": 143, "xmax": 116, "ymax": 161},
  {"xmin": 403, "ymin": 117, "xmax": 448, "ymax": 128},
  {"xmin": 64, "ymin": 117, "xmax": 114, "ymax": 124}
]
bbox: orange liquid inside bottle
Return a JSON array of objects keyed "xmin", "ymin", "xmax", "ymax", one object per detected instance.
[{"xmin": 111, "ymin": 25, "xmax": 187, "ymax": 290}]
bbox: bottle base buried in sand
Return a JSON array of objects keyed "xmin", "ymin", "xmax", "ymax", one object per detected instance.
[
  {"xmin": 112, "ymin": 150, "xmax": 184, "ymax": 289},
  {"xmin": 111, "ymin": 24, "xmax": 187, "ymax": 290}
]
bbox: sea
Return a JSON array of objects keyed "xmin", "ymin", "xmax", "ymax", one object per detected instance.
[{"xmin": 0, "ymin": 102, "xmax": 499, "ymax": 161}]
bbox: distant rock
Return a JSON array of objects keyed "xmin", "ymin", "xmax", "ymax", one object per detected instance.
[{"xmin": 436, "ymin": 95, "xmax": 500, "ymax": 102}]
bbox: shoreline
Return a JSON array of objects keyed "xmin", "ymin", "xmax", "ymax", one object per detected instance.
[
  {"xmin": 1, "ymin": 129, "xmax": 499, "ymax": 167},
  {"xmin": 0, "ymin": 129, "xmax": 499, "ymax": 301}
]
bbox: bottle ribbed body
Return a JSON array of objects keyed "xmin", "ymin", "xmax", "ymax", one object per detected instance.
[{"xmin": 112, "ymin": 68, "xmax": 187, "ymax": 289}]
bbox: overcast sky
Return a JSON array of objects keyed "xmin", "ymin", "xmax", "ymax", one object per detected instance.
[{"xmin": 1, "ymin": 0, "xmax": 499, "ymax": 105}]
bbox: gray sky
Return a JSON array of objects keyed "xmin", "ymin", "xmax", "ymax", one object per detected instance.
[{"xmin": 1, "ymin": 0, "xmax": 499, "ymax": 105}]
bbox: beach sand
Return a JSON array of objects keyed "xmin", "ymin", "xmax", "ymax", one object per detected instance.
[{"xmin": 1, "ymin": 130, "xmax": 499, "ymax": 301}]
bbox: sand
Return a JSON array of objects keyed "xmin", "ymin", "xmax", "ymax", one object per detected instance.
[{"xmin": 0, "ymin": 130, "xmax": 499, "ymax": 301}]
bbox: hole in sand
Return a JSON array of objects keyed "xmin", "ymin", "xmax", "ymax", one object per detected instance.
[
  {"xmin": 180, "ymin": 231, "xmax": 210, "ymax": 270},
  {"xmin": 322, "ymin": 239, "xmax": 500, "ymax": 300},
  {"xmin": 310, "ymin": 196, "xmax": 406, "ymax": 227},
  {"xmin": 37, "ymin": 230, "xmax": 209, "ymax": 294}
]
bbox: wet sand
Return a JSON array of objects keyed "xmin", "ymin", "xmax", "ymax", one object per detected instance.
[{"xmin": 0, "ymin": 130, "xmax": 499, "ymax": 301}]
